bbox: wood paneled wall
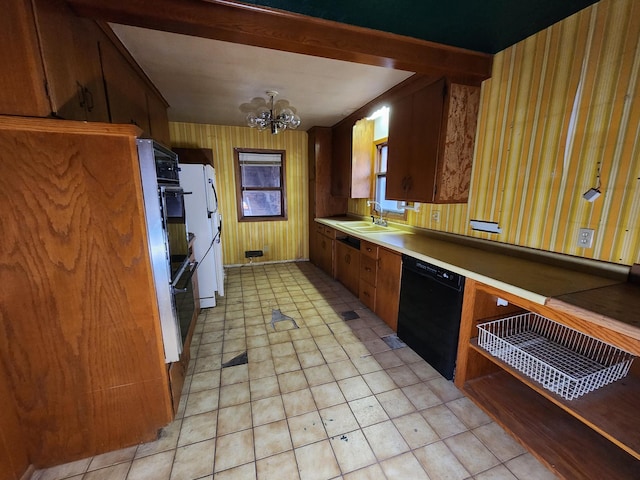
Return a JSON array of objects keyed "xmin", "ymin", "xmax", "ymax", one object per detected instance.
[
  {"xmin": 169, "ymin": 123, "xmax": 309, "ymax": 265},
  {"xmin": 350, "ymin": 0, "xmax": 640, "ymax": 266}
]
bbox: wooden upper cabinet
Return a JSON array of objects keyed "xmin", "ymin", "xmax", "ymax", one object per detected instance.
[
  {"xmin": 100, "ymin": 38, "xmax": 151, "ymax": 134},
  {"xmin": 331, "ymin": 121, "xmax": 352, "ymax": 197},
  {"xmin": 351, "ymin": 118, "xmax": 374, "ymax": 199},
  {"xmin": 146, "ymin": 89, "xmax": 172, "ymax": 147},
  {"xmin": 32, "ymin": 0, "xmax": 109, "ymax": 122},
  {"xmin": 386, "ymin": 78, "xmax": 480, "ymax": 204}
]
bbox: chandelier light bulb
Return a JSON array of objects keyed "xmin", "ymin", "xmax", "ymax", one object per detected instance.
[{"xmin": 241, "ymin": 91, "xmax": 301, "ymax": 134}]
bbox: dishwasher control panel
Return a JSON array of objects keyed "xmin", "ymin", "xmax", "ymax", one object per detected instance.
[{"xmin": 402, "ymin": 255, "xmax": 464, "ymax": 291}]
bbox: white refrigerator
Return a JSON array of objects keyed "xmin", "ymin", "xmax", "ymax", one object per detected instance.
[{"xmin": 179, "ymin": 163, "xmax": 224, "ymax": 307}]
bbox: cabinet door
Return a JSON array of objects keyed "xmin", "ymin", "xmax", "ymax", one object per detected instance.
[
  {"xmin": 336, "ymin": 241, "xmax": 360, "ymax": 296},
  {"xmin": 100, "ymin": 38, "xmax": 151, "ymax": 133},
  {"xmin": 331, "ymin": 121, "xmax": 352, "ymax": 197},
  {"xmin": 318, "ymin": 233, "xmax": 334, "ymax": 276},
  {"xmin": 351, "ymin": 118, "xmax": 374, "ymax": 198},
  {"xmin": 0, "ymin": 0, "xmax": 50, "ymax": 116},
  {"xmin": 375, "ymin": 248, "xmax": 402, "ymax": 331},
  {"xmin": 386, "ymin": 78, "xmax": 445, "ymax": 202},
  {"xmin": 147, "ymin": 90, "xmax": 171, "ymax": 146}
]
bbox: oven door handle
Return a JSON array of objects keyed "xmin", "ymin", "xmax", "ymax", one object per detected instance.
[{"xmin": 171, "ymin": 260, "xmax": 198, "ymax": 293}]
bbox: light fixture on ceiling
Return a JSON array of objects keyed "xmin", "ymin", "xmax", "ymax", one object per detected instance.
[{"xmin": 240, "ymin": 90, "xmax": 301, "ymax": 134}]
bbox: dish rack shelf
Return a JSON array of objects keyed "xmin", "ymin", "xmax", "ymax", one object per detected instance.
[{"xmin": 477, "ymin": 313, "xmax": 635, "ymax": 400}]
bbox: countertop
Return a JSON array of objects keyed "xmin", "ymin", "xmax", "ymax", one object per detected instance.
[{"xmin": 316, "ymin": 216, "xmax": 639, "ymax": 341}]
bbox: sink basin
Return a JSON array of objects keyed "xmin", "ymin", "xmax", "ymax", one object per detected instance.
[
  {"xmin": 335, "ymin": 220, "xmax": 406, "ymax": 234},
  {"xmin": 351, "ymin": 225, "xmax": 393, "ymax": 232}
]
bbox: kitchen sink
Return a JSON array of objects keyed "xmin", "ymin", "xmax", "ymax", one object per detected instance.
[{"xmin": 335, "ymin": 220, "xmax": 408, "ymax": 234}]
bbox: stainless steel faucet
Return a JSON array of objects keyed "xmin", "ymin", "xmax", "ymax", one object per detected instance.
[{"xmin": 367, "ymin": 200, "xmax": 387, "ymax": 226}]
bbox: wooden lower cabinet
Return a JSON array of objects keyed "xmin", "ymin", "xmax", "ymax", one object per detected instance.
[
  {"xmin": 0, "ymin": 117, "xmax": 174, "ymax": 470},
  {"xmin": 335, "ymin": 240, "xmax": 360, "ymax": 296},
  {"xmin": 313, "ymin": 225, "xmax": 336, "ymax": 277},
  {"xmin": 455, "ymin": 279, "xmax": 640, "ymax": 479},
  {"xmin": 374, "ymin": 248, "xmax": 402, "ymax": 331}
]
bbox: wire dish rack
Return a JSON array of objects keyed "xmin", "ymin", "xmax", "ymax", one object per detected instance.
[{"xmin": 477, "ymin": 313, "xmax": 635, "ymax": 400}]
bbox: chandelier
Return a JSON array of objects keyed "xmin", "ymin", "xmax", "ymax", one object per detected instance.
[{"xmin": 240, "ymin": 91, "xmax": 301, "ymax": 134}]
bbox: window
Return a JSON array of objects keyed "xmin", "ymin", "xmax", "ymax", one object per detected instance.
[
  {"xmin": 234, "ymin": 148, "xmax": 287, "ymax": 221},
  {"xmin": 374, "ymin": 140, "xmax": 405, "ymax": 216}
]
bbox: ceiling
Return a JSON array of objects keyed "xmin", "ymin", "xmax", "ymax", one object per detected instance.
[{"xmin": 108, "ymin": 0, "xmax": 599, "ymax": 130}]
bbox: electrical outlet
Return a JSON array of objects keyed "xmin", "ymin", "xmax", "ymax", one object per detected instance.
[
  {"xmin": 432, "ymin": 211, "xmax": 440, "ymax": 222},
  {"xmin": 263, "ymin": 245, "xmax": 269, "ymax": 253},
  {"xmin": 577, "ymin": 228, "xmax": 595, "ymax": 248}
]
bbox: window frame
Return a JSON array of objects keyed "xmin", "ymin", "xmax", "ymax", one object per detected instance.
[
  {"xmin": 373, "ymin": 139, "xmax": 407, "ymax": 219},
  {"xmin": 234, "ymin": 148, "xmax": 288, "ymax": 222}
]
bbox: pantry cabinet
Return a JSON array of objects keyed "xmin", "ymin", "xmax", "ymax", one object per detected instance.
[
  {"xmin": 455, "ymin": 279, "xmax": 640, "ymax": 479},
  {"xmin": 386, "ymin": 78, "xmax": 480, "ymax": 203}
]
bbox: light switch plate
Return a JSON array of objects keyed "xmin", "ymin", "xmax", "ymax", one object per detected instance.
[{"xmin": 577, "ymin": 228, "xmax": 595, "ymax": 248}]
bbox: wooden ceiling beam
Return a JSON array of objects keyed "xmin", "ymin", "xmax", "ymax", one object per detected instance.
[{"xmin": 66, "ymin": 0, "xmax": 492, "ymax": 84}]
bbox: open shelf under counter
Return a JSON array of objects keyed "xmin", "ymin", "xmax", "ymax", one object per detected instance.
[
  {"xmin": 462, "ymin": 370, "xmax": 640, "ymax": 479},
  {"xmin": 470, "ymin": 339, "xmax": 640, "ymax": 460}
]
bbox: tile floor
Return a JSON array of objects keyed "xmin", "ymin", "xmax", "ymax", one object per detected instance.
[{"xmin": 33, "ymin": 261, "xmax": 559, "ymax": 480}]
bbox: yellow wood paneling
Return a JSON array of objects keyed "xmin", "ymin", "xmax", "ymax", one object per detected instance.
[
  {"xmin": 349, "ymin": 0, "xmax": 640, "ymax": 266},
  {"xmin": 169, "ymin": 123, "xmax": 308, "ymax": 265}
]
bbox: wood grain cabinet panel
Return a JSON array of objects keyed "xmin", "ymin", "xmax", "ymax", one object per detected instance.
[
  {"xmin": 0, "ymin": 117, "xmax": 173, "ymax": 468},
  {"xmin": 374, "ymin": 248, "xmax": 402, "ymax": 331},
  {"xmin": 386, "ymin": 78, "xmax": 480, "ymax": 204},
  {"xmin": 335, "ymin": 241, "xmax": 360, "ymax": 296}
]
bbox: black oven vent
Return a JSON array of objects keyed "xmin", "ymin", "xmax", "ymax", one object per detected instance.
[{"xmin": 245, "ymin": 250, "xmax": 264, "ymax": 258}]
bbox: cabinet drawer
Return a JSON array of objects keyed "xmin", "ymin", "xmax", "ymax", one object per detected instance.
[
  {"xmin": 360, "ymin": 255, "xmax": 377, "ymax": 286},
  {"xmin": 360, "ymin": 240, "xmax": 378, "ymax": 259},
  {"xmin": 359, "ymin": 278, "xmax": 376, "ymax": 310},
  {"xmin": 316, "ymin": 223, "xmax": 336, "ymax": 239}
]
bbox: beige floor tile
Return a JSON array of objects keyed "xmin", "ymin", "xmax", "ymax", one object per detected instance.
[
  {"xmin": 213, "ymin": 462, "xmax": 256, "ymax": 480},
  {"xmin": 282, "ymin": 388, "xmax": 317, "ymax": 417},
  {"xmin": 303, "ymin": 364, "xmax": 335, "ymax": 386},
  {"xmin": 375, "ymin": 389, "xmax": 416, "ymax": 418},
  {"xmin": 274, "ymin": 354, "xmax": 302, "ymax": 374},
  {"xmin": 329, "ymin": 429, "xmax": 376, "ymax": 473},
  {"xmin": 247, "ymin": 334, "xmax": 270, "ymax": 348},
  {"xmin": 473, "ymin": 422, "xmax": 527, "ymax": 462},
  {"xmin": 184, "ymin": 388, "xmax": 219, "ymax": 417},
  {"xmin": 342, "ymin": 464, "xmax": 387, "ymax": 480},
  {"xmin": 362, "ymin": 420, "xmax": 410, "ymax": 461},
  {"xmin": 87, "ymin": 446, "xmax": 136, "ymax": 471},
  {"xmin": 217, "ymin": 402, "xmax": 252, "ymax": 435},
  {"xmin": 249, "ymin": 375, "xmax": 280, "ymax": 400},
  {"xmin": 248, "ymin": 346, "xmax": 273, "ymax": 362},
  {"xmin": 197, "ymin": 342, "xmax": 223, "ymax": 357},
  {"xmin": 246, "ymin": 325, "xmax": 268, "ymax": 337},
  {"xmin": 295, "ymin": 440, "xmax": 341, "ymax": 480},
  {"xmin": 194, "ymin": 354, "xmax": 222, "ymax": 374},
  {"xmin": 446, "ymin": 396, "xmax": 491, "ymax": 429},
  {"xmin": 380, "ymin": 452, "xmax": 429, "ymax": 480},
  {"xmin": 350, "ymin": 356, "xmax": 382, "ymax": 375},
  {"xmin": 362, "ymin": 370, "xmax": 396, "ymax": 395},
  {"xmin": 393, "ymin": 347, "xmax": 423, "ymax": 364},
  {"xmin": 178, "ymin": 410, "xmax": 218, "ymax": 447},
  {"xmin": 214, "ymin": 430, "xmax": 255, "ymax": 473},
  {"xmin": 268, "ymin": 331, "xmax": 291, "ymax": 345},
  {"xmin": 402, "ymin": 383, "xmax": 442, "ymax": 410},
  {"xmin": 271, "ymin": 342, "xmax": 296, "ymax": 357},
  {"xmin": 349, "ymin": 395, "xmax": 389, "ymax": 427},
  {"xmin": 421, "ymin": 404, "xmax": 468, "ymax": 438},
  {"xmin": 189, "ymin": 371, "xmax": 221, "ymax": 393},
  {"xmin": 223, "ymin": 338, "xmax": 247, "ymax": 353},
  {"xmin": 252, "ymin": 395, "xmax": 286, "ymax": 426},
  {"xmin": 169, "ymin": 439, "xmax": 215, "ymax": 480},
  {"xmin": 315, "ymin": 335, "xmax": 340, "ymax": 350},
  {"xmin": 278, "ymin": 370, "xmax": 309, "ymax": 393},
  {"xmin": 293, "ymin": 338, "xmax": 318, "ymax": 353},
  {"xmin": 327, "ymin": 360, "xmax": 359, "ymax": 380},
  {"xmin": 127, "ymin": 450, "xmax": 174, "ymax": 480},
  {"xmin": 288, "ymin": 410, "xmax": 328, "ymax": 447},
  {"xmin": 219, "ymin": 381, "xmax": 251, "ymax": 407},
  {"xmin": 226, "ymin": 327, "xmax": 246, "ymax": 339},
  {"xmin": 34, "ymin": 459, "xmax": 91, "ymax": 480},
  {"xmin": 254, "ymin": 419, "xmax": 293, "ymax": 459},
  {"xmin": 249, "ymin": 358, "xmax": 276, "ymax": 380},
  {"xmin": 408, "ymin": 360, "xmax": 441, "ymax": 381},
  {"xmin": 310, "ymin": 382, "xmax": 347, "ymax": 409},
  {"xmin": 320, "ymin": 403, "xmax": 360, "ymax": 437},
  {"xmin": 445, "ymin": 431, "xmax": 500, "ymax": 475},
  {"xmin": 320, "ymin": 346, "xmax": 349, "ymax": 363},
  {"xmin": 83, "ymin": 463, "xmax": 129, "ymax": 480},
  {"xmin": 428, "ymin": 377, "xmax": 464, "ymax": 402},
  {"xmin": 392, "ymin": 412, "xmax": 439, "ymax": 449},
  {"xmin": 289, "ymin": 327, "xmax": 313, "ymax": 341},
  {"xmin": 476, "ymin": 464, "xmax": 518, "ymax": 480},
  {"xmin": 299, "ymin": 349, "xmax": 326, "ymax": 368},
  {"xmin": 413, "ymin": 441, "xmax": 470, "ymax": 480},
  {"xmin": 135, "ymin": 420, "xmax": 182, "ymax": 458},
  {"xmin": 373, "ymin": 350, "xmax": 404, "ymax": 369},
  {"xmin": 338, "ymin": 376, "xmax": 373, "ymax": 401},
  {"xmin": 505, "ymin": 453, "xmax": 560, "ymax": 480},
  {"xmin": 221, "ymin": 364, "xmax": 249, "ymax": 385},
  {"xmin": 256, "ymin": 451, "xmax": 300, "ymax": 480},
  {"xmin": 385, "ymin": 365, "xmax": 420, "ymax": 387}
]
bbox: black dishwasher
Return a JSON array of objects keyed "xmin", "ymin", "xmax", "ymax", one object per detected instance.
[{"xmin": 397, "ymin": 255, "xmax": 465, "ymax": 380}]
